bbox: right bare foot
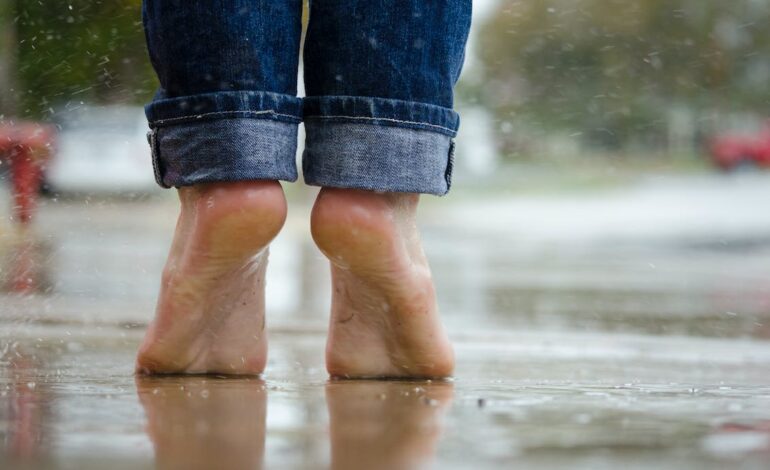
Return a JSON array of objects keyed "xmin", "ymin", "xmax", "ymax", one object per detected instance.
[
  {"xmin": 311, "ymin": 188, "xmax": 454, "ymax": 379},
  {"xmin": 136, "ymin": 181, "xmax": 286, "ymax": 375}
]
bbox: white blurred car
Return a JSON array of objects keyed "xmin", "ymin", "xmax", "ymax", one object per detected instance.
[{"xmin": 46, "ymin": 105, "xmax": 161, "ymax": 195}]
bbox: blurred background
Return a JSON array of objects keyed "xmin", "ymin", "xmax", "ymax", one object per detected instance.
[
  {"xmin": 1, "ymin": 1, "xmax": 770, "ymax": 467},
  {"xmin": 1, "ymin": 0, "xmax": 768, "ymax": 335}
]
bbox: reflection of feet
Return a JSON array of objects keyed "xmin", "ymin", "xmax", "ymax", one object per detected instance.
[
  {"xmin": 311, "ymin": 188, "xmax": 454, "ymax": 378},
  {"xmin": 136, "ymin": 376, "xmax": 267, "ymax": 470},
  {"xmin": 136, "ymin": 182, "xmax": 286, "ymax": 375},
  {"xmin": 7, "ymin": 356, "xmax": 49, "ymax": 461},
  {"xmin": 326, "ymin": 380, "xmax": 453, "ymax": 470}
]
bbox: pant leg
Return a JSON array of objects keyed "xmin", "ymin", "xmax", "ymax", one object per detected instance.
[
  {"xmin": 143, "ymin": 0, "xmax": 304, "ymax": 188},
  {"xmin": 302, "ymin": 0, "xmax": 472, "ymax": 195}
]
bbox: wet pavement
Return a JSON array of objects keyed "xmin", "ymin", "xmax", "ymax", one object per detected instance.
[{"xmin": 1, "ymin": 174, "xmax": 770, "ymax": 469}]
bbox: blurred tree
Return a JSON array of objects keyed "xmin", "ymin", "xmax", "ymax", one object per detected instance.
[
  {"xmin": 7, "ymin": 0, "xmax": 314, "ymax": 122},
  {"xmin": 0, "ymin": 0, "xmax": 18, "ymax": 116},
  {"xmin": 477, "ymin": 0, "xmax": 770, "ymax": 153},
  {"xmin": 13, "ymin": 0, "xmax": 156, "ymax": 120}
]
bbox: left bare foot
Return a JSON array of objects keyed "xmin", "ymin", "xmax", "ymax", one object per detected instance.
[{"xmin": 136, "ymin": 181, "xmax": 286, "ymax": 375}]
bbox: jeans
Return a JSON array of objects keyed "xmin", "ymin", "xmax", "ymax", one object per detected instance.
[{"xmin": 143, "ymin": 0, "xmax": 472, "ymax": 195}]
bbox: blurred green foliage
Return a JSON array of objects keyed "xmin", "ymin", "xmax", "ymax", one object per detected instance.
[
  {"xmin": 10, "ymin": 0, "xmax": 156, "ymax": 119},
  {"xmin": 476, "ymin": 0, "xmax": 770, "ymax": 151},
  {"xmin": 0, "ymin": 0, "xmax": 17, "ymax": 115},
  {"xmin": 2, "ymin": 0, "xmax": 315, "ymax": 121}
]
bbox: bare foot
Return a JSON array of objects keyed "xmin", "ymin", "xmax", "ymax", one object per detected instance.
[
  {"xmin": 311, "ymin": 188, "xmax": 454, "ymax": 379},
  {"xmin": 136, "ymin": 181, "xmax": 286, "ymax": 375}
]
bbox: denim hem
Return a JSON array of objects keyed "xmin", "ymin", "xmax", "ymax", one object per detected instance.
[
  {"xmin": 150, "ymin": 118, "xmax": 299, "ymax": 188},
  {"xmin": 302, "ymin": 121, "xmax": 455, "ymax": 196},
  {"xmin": 145, "ymin": 90, "xmax": 303, "ymax": 127},
  {"xmin": 303, "ymin": 96, "xmax": 460, "ymax": 137}
]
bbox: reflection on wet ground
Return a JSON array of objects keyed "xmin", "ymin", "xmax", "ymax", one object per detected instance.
[
  {"xmin": 2, "ymin": 327, "xmax": 769, "ymax": 469},
  {"xmin": 1, "ymin": 176, "xmax": 770, "ymax": 468},
  {"xmin": 137, "ymin": 376, "xmax": 267, "ymax": 470}
]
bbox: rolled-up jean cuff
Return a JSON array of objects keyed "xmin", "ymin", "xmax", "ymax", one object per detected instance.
[
  {"xmin": 145, "ymin": 90, "xmax": 302, "ymax": 187},
  {"xmin": 148, "ymin": 118, "xmax": 299, "ymax": 188},
  {"xmin": 302, "ymin": 122, "xmax": 456, "ymax": 196}
]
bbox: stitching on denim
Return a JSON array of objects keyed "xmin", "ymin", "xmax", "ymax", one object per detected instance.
[
  {"xmin": 152, "ymin": 110, "xmax": 301, "ymax": 125},
  {"xmin": 304, "ymin": 115, "xmax": 457, "ymax": 134}
]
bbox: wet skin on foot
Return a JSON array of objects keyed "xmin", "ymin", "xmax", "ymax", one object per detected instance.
[
  {"xmin": 136, "ymin": 181, "xmax": 286, "ymax": 376},
  {"xmin": 136, "ymin": 183, "xmax": 453, "ymax": 379},
  {"xmin": 311, "ymin": 188, "xmax": 454, "ymax": 379}
]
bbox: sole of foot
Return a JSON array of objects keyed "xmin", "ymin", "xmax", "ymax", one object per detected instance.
[
  {"xmin": 311, "ymin": 188, "xmax": 454, "ymax": 379},
  {"xmin": 136, "ymin": 181, "xmax": 286, "ymax": 375}
]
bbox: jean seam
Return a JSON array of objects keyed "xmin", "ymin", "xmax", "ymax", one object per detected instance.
[
  {"xmin": 303, "ymin": 115, "xmax": 456, "ymax": 135},
  {"xmin": 147, "ymin": 128, "xmax": 171, "ymax": 188},
  {"xmin": 151, "ymin": 110, "xmax": 302, "ymax": 126},
  {"xmin": 445, "ymin": 139, "xmax": 455, "ymax": 194}
]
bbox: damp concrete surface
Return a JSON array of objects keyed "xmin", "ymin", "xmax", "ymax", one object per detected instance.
[{"xmin": 1, "ymin": 173, "xmax": 770, "ymax": 469}]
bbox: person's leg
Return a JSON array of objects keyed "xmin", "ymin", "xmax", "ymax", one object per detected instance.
[
  {"xmin": 303, "ymin": 0, "xmax": 472, "ymax": 378},
  {"xmin": 136, "ymin": 0, "xmax": 304, "ymax": 375}
]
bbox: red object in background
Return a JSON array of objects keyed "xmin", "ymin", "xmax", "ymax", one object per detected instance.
[
  {"xmin": 709, "ymin": 121, "xmax": 770, "ymax": 171},
  {"xmin": 0, "ymin": 122, "xmax": 55, "ymax": 224}
]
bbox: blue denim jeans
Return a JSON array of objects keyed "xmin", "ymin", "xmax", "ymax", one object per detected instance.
[{"xmin": 143, "ymin": 0, "xmax": 471, "ymax": 195}]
